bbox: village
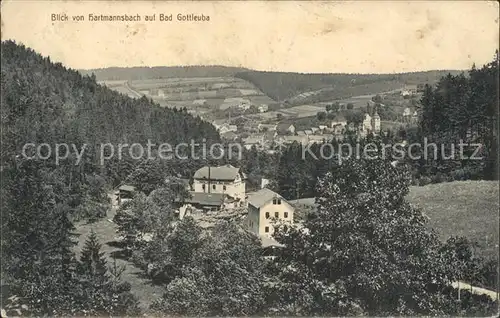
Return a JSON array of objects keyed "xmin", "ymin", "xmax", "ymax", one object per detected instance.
[{"xmin": 212, "ymin": 94, "xmax": 420, "ymax": 151}]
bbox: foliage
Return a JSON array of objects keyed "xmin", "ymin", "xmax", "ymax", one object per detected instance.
[
  {"xmin": 149, "ymin": 220, "xmax": 267, "ymax": 316},
  {"xmin": 76, "ymin": 230, "xmax": 141, "ymax": 316},
  {"xmin": 270, "ymin": 158, "xmax": 457, "ymax": 315},
  {"xmin": 113, "ymin": 186, "xmax": 176, "ymax": 251},
  {"xmin": 418, "ymin": 52, "xmax": 498, "ymax": 180},
  {"xmin": 235, "ymin": 70, "xmax": 461, "ymax": 105}
]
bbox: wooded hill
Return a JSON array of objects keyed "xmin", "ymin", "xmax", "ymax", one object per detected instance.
[
  {"xmin": 79, "ymin": 65, "xmax": 250, "ymax": 81},
  {"xmin": 81, "ymin": 64, "xmax": 464, "ymax": 105},
  {"xmin": 235, "ymin": 70, "xmax": 464, "ymax": 104},
  {"xmin": 1, "ymin": 40, "xmax": 220, "ymax": 165}
]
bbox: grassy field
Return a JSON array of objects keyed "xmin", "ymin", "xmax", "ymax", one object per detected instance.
[
  {"xmin": 407, "ymin": 181, "xmax": 499, "ymax": 259},
  {"xmin": 290, "ymin": 181, "xmax": 498, "ymax": 260}
]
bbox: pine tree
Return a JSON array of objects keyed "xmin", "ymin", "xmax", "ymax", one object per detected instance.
[{"xmin": 79, "ymin": 229, "xmax": 108, "ymax": 279}]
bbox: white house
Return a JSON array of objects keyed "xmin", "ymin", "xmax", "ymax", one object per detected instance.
[
  {"xmin": 193, "ymin": 164, "xmax": 246, "ymax": 203},
  {"xmin": 247, "ymin": 188, "xmax": 294, "ymax": 237}
]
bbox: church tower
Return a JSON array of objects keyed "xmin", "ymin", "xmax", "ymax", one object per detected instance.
[{"xmin": 372, "ymin": 111, "xmax": 381, "ymax": 134}]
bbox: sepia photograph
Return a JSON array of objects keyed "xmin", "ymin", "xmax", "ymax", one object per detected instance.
[{"xmin": 1, "ymin": 0, "xmax": 499, "ymax": 316}]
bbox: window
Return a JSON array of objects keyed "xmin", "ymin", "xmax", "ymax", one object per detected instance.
[
  {"xmin": 202, "ymin": 184, "xmax": 206, "ymax": 191},
  {"xmin": 212, "ymin": 184, "xmax": 216, "ymax": 190},
  {"xmin": 223, "ymin": 185, "xmax": 226, "ymax": 191},
  {"xmin": 265, "ymin": 212, "xmax": 270, "ymax": 219},
  {"xmin": 277, "ymin": 198, "xmax": 282, "ymax": 205},
  {"xmin": 284, "ymin": 211, "xmax": 288, "ymax": 218},
  {"xmin": 272, "ymin": 198, "xmax": 277, "ymax": 204},
  {"xmin": 275, "ymin": 212, "xmax": 279, "ymax": 218},
  {"xmin": 265, "ymin": 226, "xmax": 269, "ymax": 233}
]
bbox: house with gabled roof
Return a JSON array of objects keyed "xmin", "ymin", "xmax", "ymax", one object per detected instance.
[
  {"xmin": 247, "ymin": 188, "xmax": 294, "ymax": 237},
  {"xmin": 193, "ymin": 164, "xmax": 246, "ymax": 202},
  {"xmin": 276, "ymin": 123, "xmax": 296, "ymax": 135},
  {"xmin": 176, "ymin": 192, "xmax": 236, "ymax": 212}
]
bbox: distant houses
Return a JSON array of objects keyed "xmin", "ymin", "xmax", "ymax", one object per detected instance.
[
  {"xmin": 220, "ymin": 97, "xmax": 251, "ymax": 110},
  {"xmin": 331, "ymin": 114, "xmax": 347, "ymax": 128},
  {"xmin": 258, "ymin": 104, "xmax": 269, "ymax": 113},
  {"xmin": 243, "ymin": 134, "xmax": 265, "ymax": 150},
  {"xmin": 212, "ymin": 120, "xmax": 237, "ymax": 134},
  {"xmin": 192, "ymin": 99, "xmax": 207, "ymax": 106},
  {"xmin": 221, "ymin": 131, "xmax": 238, "ymax": 141},
  {"xmin": 258, "ymin": 123, "xmax": 277, "ymax": 132}
]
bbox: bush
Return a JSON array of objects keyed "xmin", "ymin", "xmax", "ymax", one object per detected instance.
[
  {"xmin": 431, "ymin": 173, "xmax": 448, "ymax": 184},
  {"xmin": 418, "ymin": 176, "xmax": 432, "ymax": 186}
]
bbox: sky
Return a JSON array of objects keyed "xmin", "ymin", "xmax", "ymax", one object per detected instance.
[{"xmin": 1, "ymin": 0, "xmax": 499, "ymax": 73}]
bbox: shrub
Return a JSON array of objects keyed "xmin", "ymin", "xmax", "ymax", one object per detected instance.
[{"xmin": 418, "ymin": 176, "xmax": 432, "ymax": 186}]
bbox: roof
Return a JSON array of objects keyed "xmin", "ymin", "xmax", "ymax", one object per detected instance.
[
  {"xmin": 288, "ymin": 197, "xmax": 317, "ymax": 207},
  {"xmin": 182, "ymin": 192, "xmax": 233, "ymax": 206},
  {"xmin": 243, "ymin": 135, "xmax": 264, "ymax": 144},
  {"xmin": 221, "ymin": 131, "xmax": 238, "ymax": 140},
  {"xmin": 247, "ymin": 188, "xmax": 283, "ymax": 208},
  {"xmin": 276, "ymin": 122, "xmax": 294, "ymax": 132},
  {"xmin": 118, "ymin": 185, "xmax": 136, "ymax": 192},
  {"xmin": 193, "ymin": 164, "xmax": 241, "ymax": 181},
  {"xmin": 212, "ymin": 119, "xmax": 226, "ymax": 126},
  {"xmin": 282, "ymin": 136, "xmax": 307, "ymax": 144},
  {"xmin": 259, "ymin": 123, "xmax": 277, "ymax": 128}
]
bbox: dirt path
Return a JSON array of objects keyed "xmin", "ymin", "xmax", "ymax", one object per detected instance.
[
  {"xmin": 74, "ymin": 193, "xmax": 164, "ymax": 312},
  {"xmin": 452, "ymin": 281, "xmax": 499, "ymax": 300}
]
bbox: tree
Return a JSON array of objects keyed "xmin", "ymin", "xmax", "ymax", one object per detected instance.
[
  {"xmin": 372, "ymin": 94, "xmax": 383, "ymax": 103},
  {"xmin": 345, "ymin": 110, "xmax": 364, "ymax": 125},
  {"xmin": 276, "ymin": 113, "xmax": 283, "ymax": 120},
  {"xmin": 76, "ymin": 230, "xmax": 140, "ymax": 316},
  {"xmin": 270, "ymin": 159, "xmax": 456, "ymax": 316},
  {"xmin": 78, "ymin": 229, "xmax": 108, "ymax": 278},
  {"xmin": 1, "ymin": 160, "xmax": 81, "ymax": 316},
  {"xmin": 332, "ymin": 102, "xmax": 340, "ymax": 112},
  {"xmin": 316, "ymin": 111, "xmax": 327, "ymax": 121},
  {"xmin": 151, "ymin": 221, "xmax": 267, "ymax": 316},
  {"xmin": 327, "ymin": 112, "xmax": 336, "ymax": 120},
  {"xmin": 346, "ymin": 103, "xmax": 354, "ymax": 110},
  {"xmin": 113, "ymin": 187, "xmax": 176, "ymax": 251}
]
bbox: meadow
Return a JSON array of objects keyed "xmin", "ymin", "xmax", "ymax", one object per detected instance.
[{"xmin": 407, "ymin": 180, "xmax": 499, "ymax": 260}]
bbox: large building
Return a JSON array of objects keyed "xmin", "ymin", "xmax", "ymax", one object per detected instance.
[
  {"xmin": 361, "ymin": 112, "xmax": 381, "ymax": 136},
  {"xmin": 247, "ymin": 188, "xmax": 294, "ymax": 237},
  {"xmin": 193, "ymin": 164, "xmax": 246, "ymax": 203}
]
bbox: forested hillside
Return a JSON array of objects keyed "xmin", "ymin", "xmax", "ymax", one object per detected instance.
[
  {"xmin": 0, "ymin": 41, "xmax": 222, "ymax": 315},
  {"xmin": 80, "ymin": 65, "xmax": 249, "ymax": 81},
  {"xmin": 235, "ymin": 70, "xmax": 463, "ymax": 104},
  {"xmin": 1, "ymin": 41, "xmax": 221, "ymax": 183}
]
